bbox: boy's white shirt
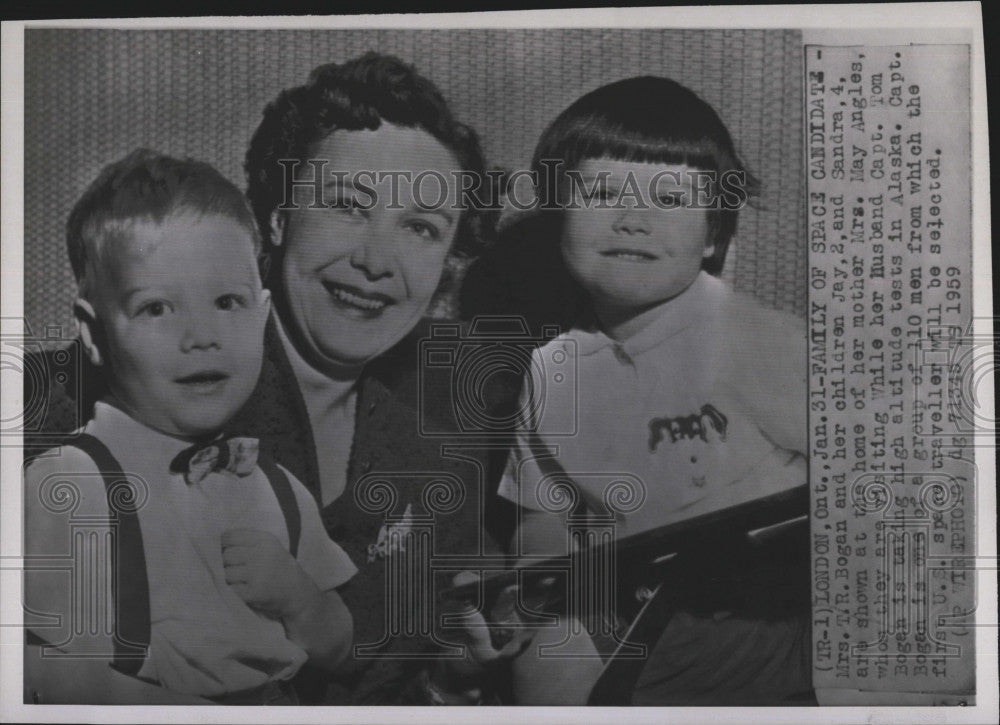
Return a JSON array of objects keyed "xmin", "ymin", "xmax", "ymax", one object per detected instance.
[
  {"xmin": 498, "ymin": 272, "xmax": 808, "ymax": 538},
  {"xmin": 23, "ymin": 401, "xmax": 357, "ymax": 697}
]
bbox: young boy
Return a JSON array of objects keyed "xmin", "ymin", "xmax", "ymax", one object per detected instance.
[
  {"xmin": 499, "ymin": 76, "xmax": 811, "ymax": 704},
  {"xmin": 23, "ymin": 150, "xmax": 356, "ymax": 704}
]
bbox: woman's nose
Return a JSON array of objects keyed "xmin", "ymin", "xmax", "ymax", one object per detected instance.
[
  {"xmin": 349, "ymin": 231, "xmax": 395, "ymax": 281},
  {"xmin": 180, "ymin": 313, "xmax": 221, "ymax": 352}
]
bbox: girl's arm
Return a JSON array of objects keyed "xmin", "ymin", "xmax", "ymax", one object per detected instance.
[
  {"xmin": 512, "ymin": 506, "xmax": 573, "ymax": 562},
  {"xmin": 725, "ymin": 303, "xmax": 809, "ymax": 454},
  {"xmin": 506, "ymin": 508, "xmax": 605, "ymax": 704}
]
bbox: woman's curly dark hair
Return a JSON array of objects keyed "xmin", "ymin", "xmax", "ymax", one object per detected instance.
[{"xmin": 245, "ymin": 52, "xmax": 495, "ymax": 265}]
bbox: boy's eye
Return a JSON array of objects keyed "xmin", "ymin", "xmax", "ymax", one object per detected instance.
[
  {"xmin": 406, "ymin": 219, "xmax": 440, "ymax": 241},
  {"xmin": 137, "ymin": 300, "xmax": 170, "ymax": 318},
  {"xmin": 215, "ymin": 294, "xmax": 247, "ymax": 311}
]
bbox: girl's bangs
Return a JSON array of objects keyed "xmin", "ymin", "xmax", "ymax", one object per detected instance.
[{"xmin": 567, "ymin": 122, "xmax": 729, "ymax": 173}]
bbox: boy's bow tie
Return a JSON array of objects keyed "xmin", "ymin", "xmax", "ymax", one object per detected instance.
[{"xmin": 170, "ymin": 437, "xmax": 259, "ymax": 485}]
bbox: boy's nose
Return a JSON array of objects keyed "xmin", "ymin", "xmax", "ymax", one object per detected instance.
[{"xmin": 179, "ymin": 314, "xmax": 221, "ymax": 352}]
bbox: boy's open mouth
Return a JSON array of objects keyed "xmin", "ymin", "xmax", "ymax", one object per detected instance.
[
  {"xmin": 600, "ymin": 248, "xmax": 660, "ymax": 262},
  {"xmin": 322, "ymin": 280, "xmax": 395, "ymax": 317}
]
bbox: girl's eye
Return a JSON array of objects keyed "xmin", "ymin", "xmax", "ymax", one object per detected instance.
[
  {"xmin": 137, "ymin": 300, "xmax": 169, "ymax": 318},
  {"xmin": 657, "ymin": 192, "xmax": 686, "ymax": 207},
  {"xmin": 585, "ymin": 187, "xmax": 616, "ymax": 204},
  {"xmin": 407, "ymin": 220, "xmax": 440, "ymax": 241},
  {"xmin": 215, "ymin": 294, "xmax": 247, "ymax": 311}
]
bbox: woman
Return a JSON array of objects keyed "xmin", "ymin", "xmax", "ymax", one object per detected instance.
[
  {"xmin": 236, "ymin": 52, "xmax": 514, "ymax": 704},
  {"xmin": 24, "ymin": 52, "xmax": 513, "ymax": 705}
]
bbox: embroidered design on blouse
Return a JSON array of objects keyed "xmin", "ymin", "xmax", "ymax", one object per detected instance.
[
  {"xmin": 367, "ymin": 503, "xmax": 414, "ymax": 563},
  {"xmin": 647, "ymin": 403, "xmax": 729, "ymax": 452}
]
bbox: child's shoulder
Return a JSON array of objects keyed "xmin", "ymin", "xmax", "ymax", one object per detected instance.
[
  {"xmin": 707, "ymin": 278, "xmax": 806, "ymax": 339},
  {"xmin": 24, "ymin": 440, "xmax": 114, "ymax": 524},
  {"xmin": 25, "ymin": 439, "xmax": 102, "ymax": 479}
]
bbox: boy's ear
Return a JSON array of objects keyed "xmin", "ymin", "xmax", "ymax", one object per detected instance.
[
  {"xmin": 73, "ymin": 298, "xmax": 104, "ymax": 367},
  {"xmin": 268, "ymin": 211, "xmax": 285, "ymax": 248}
]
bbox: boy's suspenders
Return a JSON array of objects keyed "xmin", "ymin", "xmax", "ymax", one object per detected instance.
[
  {"xmin": 53, "ymin": 434, "xmax": 301, "ymax": 675},
  {"xmin": 66, "ymin": 433, "xmax": 150, "ymax": 676},
  {"xmin": 256, "ymin": 455, "xmax": 301, "ymax": 558}
]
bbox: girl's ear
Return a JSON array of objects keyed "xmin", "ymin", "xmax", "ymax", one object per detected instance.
[
  {"xmin": 269, "ymin": 211, "xmax": 285, "ymax": 248},
  {"xmin": 73, "ymin": 298, "xmax": 104, "ymax": 367}
]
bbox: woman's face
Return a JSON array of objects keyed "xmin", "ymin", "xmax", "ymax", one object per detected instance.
[{"xmin": 275, "ymin": 123, "xmax": 461, "ymax": 369}]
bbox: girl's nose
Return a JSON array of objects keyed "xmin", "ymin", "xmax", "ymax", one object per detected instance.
[{"xmin": 612, "ymin": 209, "xmax": 651, "ymax": 235}]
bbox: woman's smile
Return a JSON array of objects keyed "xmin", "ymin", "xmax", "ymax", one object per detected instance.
[{"xmin": 322, "ymin": 280, "xmax": 396, "ymax": 317}]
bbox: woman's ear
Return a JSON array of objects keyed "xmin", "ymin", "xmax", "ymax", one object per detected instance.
[
  {"xmin": 73, "ymin": 298, "xmax": 104, "ymax": 367},
  {"xmin": 269, "ymin": 210, "xmax": 285, "ymax": 248}
]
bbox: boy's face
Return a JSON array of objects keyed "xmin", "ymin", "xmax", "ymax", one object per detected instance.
[
  {"xmin": 560, "ymin": 158, "xmax": 712, "ymax": 317},
  {"xmin": 276, "ymin": 122, "xmax": 460, "ymax": 369},
  {"xmin": 88, "ymin": 214, "xmax": 269, "ymax": 438}
]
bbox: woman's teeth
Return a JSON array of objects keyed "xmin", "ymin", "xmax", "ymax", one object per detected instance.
[{"xmin": 331, "ymin": 286, "xmax": 388, "ymax": 311}]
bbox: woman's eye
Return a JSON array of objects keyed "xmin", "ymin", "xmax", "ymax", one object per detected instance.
[
  {"xmin": 215, "ymin": 294, "xmax": 247, "ymax": 311},
  {"xmin": 407, "ymin": 220, "xmax": 440, "ymax": 241},
  {"xmin": 137, "ymin": 300, "xmax": 169, "ymax": 318},
  {"xmin": 334, "ymin": 197, "xmax": 366, "ymax": 217}
]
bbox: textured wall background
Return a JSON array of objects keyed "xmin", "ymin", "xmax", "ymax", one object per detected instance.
[{"xmin": 24, "ymin": 28, "xmax": 805, "ymax": 336}]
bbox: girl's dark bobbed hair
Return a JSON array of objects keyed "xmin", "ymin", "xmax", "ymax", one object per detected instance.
[{"xmin": 531, "ymin": 75, "xmax": 758, "ymax": 275}]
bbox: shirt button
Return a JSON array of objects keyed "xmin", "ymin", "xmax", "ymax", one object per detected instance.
[{"xmin": 690, "ymin": 456, "xmax": 698, "ymax": 463}]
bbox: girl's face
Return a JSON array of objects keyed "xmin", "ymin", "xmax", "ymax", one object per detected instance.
[
  {"xmin": 560, "ymin": 158, "xmax": 713, "ymax": 323},
  {"xmin": 275, "ymin": 123, "xmax": 460, "ymax": 371}
]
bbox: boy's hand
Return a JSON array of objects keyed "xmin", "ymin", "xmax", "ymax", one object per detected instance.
[{"xmin": 221, "ymin": 528, "xmax": 320, "ymax": 620}]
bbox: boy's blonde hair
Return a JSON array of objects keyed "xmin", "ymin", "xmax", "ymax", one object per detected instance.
[{"xmin": 67, "ymin": 149, "xmax": 261, "ymax": 298}]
